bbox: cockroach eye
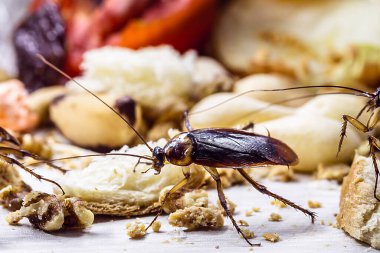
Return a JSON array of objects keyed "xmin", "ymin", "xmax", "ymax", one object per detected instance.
[{"xmin": 164, "ymin": 133, "xmax": 193, "ymax": 166}]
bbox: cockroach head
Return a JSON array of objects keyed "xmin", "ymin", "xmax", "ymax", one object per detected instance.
[{"xmin": 152, "ymin": 146, "xmax": 165, "ymax": 173}]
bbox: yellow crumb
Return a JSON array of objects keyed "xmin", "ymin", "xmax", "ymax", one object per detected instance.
[
  {"xmin": 241, "ymin": 228, "xmax": 255, "ymax": 239},
  {"xmin": 245, "ymin": 207, "xmax": 261, "ymax": 217},
  {"xmin": 168, "ymin": 206, "xmax": 224, "ymax": 230},
  {"xmin": 307, "ymin": 200, "xmax": 322, "ymax": 209},
  {"xmin": 238, "ymin": 220, "xmax": 249, "ymax": 226},
  {"xmin": 320, "ymin": 219, "xmax": 325, "ymax": 225},
  {"xmin": 262, "ymin": 233, "xmax": 280, "ymax": 242},
  {"xmin": 268, "ymin": 213, "xmax": 282, "ymax": 222},
  {"xmin": 271, "ymin": 199, "xmax": 286, "ymax": 208},
  {"xmin": 152, "ymin": 221, "xmax": 161, "ymax": 232},
  {"xmin": 126, "ymin": 222, "xmax": 146, "ymax": 239}
]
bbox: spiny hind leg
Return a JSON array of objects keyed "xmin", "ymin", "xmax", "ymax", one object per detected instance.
[
  {"xmin": 368, "ymin": 136, "xmax": 380, "ymax": 201},
  {"xmin": 236, "ymin": 168, "xmax": 316, "ymax": 223},
  {"xmin": 338, "ymin": 110, "xmax": 380, "ymax": 156},
  {"xmin": 203, "ymin": 166, "xmax": 259, "ymax": 247},
  {"xmin": 146, "ymin": 171, "xmax": 190, "ymax": 231}
]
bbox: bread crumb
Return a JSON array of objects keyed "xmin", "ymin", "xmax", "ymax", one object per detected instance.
[
  {"xmin": 271, "ymin": 199, "xmax": 286, "ymax": 208},
  {"xmin": 168, "ymin": 206, "xmax": 224, "ymax": 230},
  {"xmin": 238, "ymin": 220, "xmax": 249, "ymax": 226},
  {"xmin": 315, "ymin": 163, "xmax": 350, "ymax": 183},
  {"xmin": 245, "ymin": 207, "xmax": 261, "ymax": 216},
  {"xmin": 241, "ymin": 228, "xmax": 255, "ymax": 239},
  {"xmin": 262, "ymin": 233, "xmax": 280, "ymax": 242},
  {"xmin": 126, "ymin": 221, "xmax": 146, "ymax": 239},
  {"xmin": 308, "ymin": 200, "xmax": 322, "ymax": 209},
  {"xmin": 183, "ymin": 189, "xmax": 208, "ymax": 208},
  {"xmin": 268, "ymin": 213, "xmax": 282, "ymax": 222},
  {"xmin": 268, "ymin": 166, "xmax": 294, "ymax": 182},
  {"xmin": 217, "ymin": 198, "xmax": 237, "ymax": 216},
  {"xmin": 152, "ymin": 221, "xmax": 161, "ymax": 232}
]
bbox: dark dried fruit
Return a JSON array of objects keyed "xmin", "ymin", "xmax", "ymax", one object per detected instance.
[{"xmin": 14, "ymin": 3, "xmax": 65, "ymax": 92}]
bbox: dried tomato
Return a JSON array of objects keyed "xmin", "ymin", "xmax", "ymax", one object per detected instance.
[{"xmin": 13, "ymin": 2, "xmax": 65, "ymax": 92}]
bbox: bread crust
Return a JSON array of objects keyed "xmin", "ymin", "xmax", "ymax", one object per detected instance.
[{"xmin": 337, "ymin": 154, "xmax": 380, "ymax": 249}]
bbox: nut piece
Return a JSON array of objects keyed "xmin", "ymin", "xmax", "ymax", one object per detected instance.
[
  {"xmin": 5, "ymin": 191, "xmax": 94, "ymax": 231},
  {"xmin": 151, "ymin": 221, "xmax": 161, "ymax": 233},
  {"xmin": 168, "ymin": 206, "xmax": 224, "ymax": 230},
  {"xmin": 307, "ymin": 200, "xmax": 322, "ymax": 209},
  {"xmin": 262, "ymin": 233, "xmax": 280, "ymax": 242},
  {"xmin": 126, "ymin": 221, "xmax": 146, "ymax": 239},
  {"xmin": 268, "ymin": 213, "xmax": 282, "ymax": 222}
]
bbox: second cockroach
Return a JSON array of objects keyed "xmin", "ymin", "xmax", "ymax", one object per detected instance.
[{"xmin": 39, "ymin": 55, "xmax": 316, "ymax": 246}]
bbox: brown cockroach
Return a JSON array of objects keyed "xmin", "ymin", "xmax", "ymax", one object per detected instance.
[
  {"xmin": 190, "ymin": 85, "xmax": 380, "ymax": 200},
  {"xmin": 0, "ymin": 127, "xmax": 65, "ymax": 192},
  {"xmin": 38, "ymin": 55, "xmax": 316, "ymax": 246}
]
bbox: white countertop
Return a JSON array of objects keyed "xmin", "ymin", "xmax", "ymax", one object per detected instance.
[{"xmin": 0, "ymin": 173, "xmax": 377, "ymax": 253}]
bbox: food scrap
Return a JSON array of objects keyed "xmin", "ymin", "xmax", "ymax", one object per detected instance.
[
  {"xmin": 5, "ymin": 191, "xmax": 94, "ymax": 231},
  {"xmin": 308, "ymin": 200, "xmax": 322, "ymax": 209},
  {"xmin": 240, "ymin": 228, "xmax": 255, "ymax": 239},
  {"xmin": 168, "ymin": 206, "xmax": 224, "ymax": 230},
  {"xmin": 152, "ymin": 221, "xmax": 161, "ymax": 233},
  {"xmin": 262, "ymin": 233, "xmax": 280, "ymax": 243},
  {"xmin": 238, "ymin": 220, "xmax": 249, "ymax": 227},
  {"xmin": 126, "ymin": 221, "xmax": 146, "ymax": 239},
  {"xmin": 268, "ymin": 213, "xmax": 283, "ymax": 222},
  {"xmin": 245, "ymin": 207, "xmax": 260, "ymax": 217},
  {"xmin": 0, "ymin": 79, "xmax": 38, "ymax": 132},
  {"xmin": 271, "ymin": 199, "xmax": 287, "ymax": 208}
]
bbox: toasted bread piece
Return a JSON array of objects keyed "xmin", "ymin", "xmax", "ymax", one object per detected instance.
[{"xmin": 337, "ymin": 154, "xmax": 380, "ymax": 249}]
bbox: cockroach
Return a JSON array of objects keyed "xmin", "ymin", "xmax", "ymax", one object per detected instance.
[
  {"xmin": 190, "ymin": 85, "xmax": 380, "ymax": 200},
  {"xmin": 0, "ymin": 126, "xmax": 65, "ymax": 192},
  {"xmin": 38, "ymin": 55, "xmax": 316, "ymax": 246}
]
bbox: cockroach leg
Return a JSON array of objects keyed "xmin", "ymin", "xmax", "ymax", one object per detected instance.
[
  {"xmin": 146, "ymin": 174, "xmax": 190, "ymax": 231},
  {"xmin": 241, "ymin": 122, "xmax": 255, "ymax": 131},
  {"xmin": 338, "ymin": 108, "xmax": 380, "ymax": 156},
  {"xmin": 133, "ymin": 157, "xmax": 152, "ymax": 173},
  {"xmin": 184, "ymin": 111, "xmax": 194, "ymax": 131},
  {"xmin": 236, "ymin": 168, "xmax": 316, "ymax": 223},
  {"xmin": 369, "ymin": 136, "xmax": 380, "ymax": 201},
  {"xmin": 0, "ymin": 126, "xmax": 20, "ymax": 146},
  {"xmin": 204, "ymin": 166, "xmax": 260, "ymax": 247},
  {"xmin": 0, "ymin": 154, "xmax": 64, "ymax": 194}
]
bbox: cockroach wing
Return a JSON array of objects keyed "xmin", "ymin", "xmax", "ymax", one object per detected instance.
[{"xmin": 189, "ymin": 128, "xmax": 298, "ymax": 168}]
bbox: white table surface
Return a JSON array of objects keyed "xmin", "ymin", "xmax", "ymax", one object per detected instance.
[{"xmin": 1, "ymin": 173, "xmax": 377, "ymax": 253}]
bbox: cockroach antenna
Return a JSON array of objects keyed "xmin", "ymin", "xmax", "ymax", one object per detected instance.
[{"xmin": 36, "ymin": 54, "xmax": 154, "ymax": 152}]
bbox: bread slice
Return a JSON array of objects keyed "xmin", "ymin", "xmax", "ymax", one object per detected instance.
[
  {"xmin": 337, "ymin": 154, "xmax": 380, "ymax": 249},
  {"xmin": 57, "ymin": 139, "xmax": 205, "ymax": 217}
]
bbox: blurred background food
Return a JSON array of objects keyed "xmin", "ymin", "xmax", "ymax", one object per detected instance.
[{"xmin": 1, "ymin": 0, "xmax": 379, "ymax": 169}]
